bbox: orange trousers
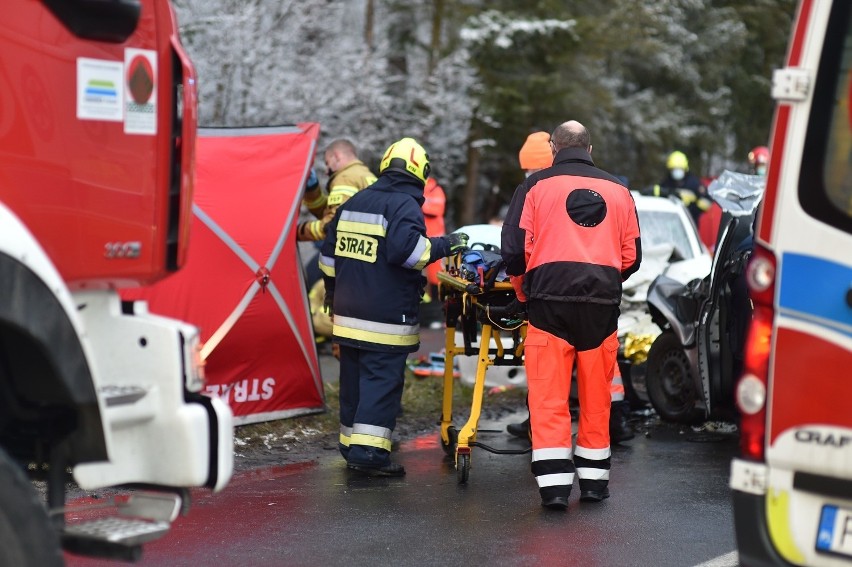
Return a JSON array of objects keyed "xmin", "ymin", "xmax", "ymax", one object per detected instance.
[
  {"xmin": 525, "ymin": 323, "xmax": 618, "ymax": 497},
  {"xmin": 525, "ymin": 324, "xmax": 618, "ymax": 449}
]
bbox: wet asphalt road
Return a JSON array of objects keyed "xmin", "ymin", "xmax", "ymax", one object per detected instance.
[
  {"xmin": 64, "ymin": 325, "xmax": 742, "ymax": 566},
  {"xmin": 65, "ymin": 409, "xmax": 740, "ymax": 567}
]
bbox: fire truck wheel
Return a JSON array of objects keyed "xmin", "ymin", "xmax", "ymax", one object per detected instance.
[
  {"xmin": 0, "ymin": 447, "xmax": 63, "ymax": 567},
  {"xmin": 645, "ymin": 331, "xmax": 704, "ymax": 424}
]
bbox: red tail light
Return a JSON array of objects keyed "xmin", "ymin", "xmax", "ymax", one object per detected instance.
[{"xmin": 736, "ymin": 244, "xmax": 777, "ymax": 461}]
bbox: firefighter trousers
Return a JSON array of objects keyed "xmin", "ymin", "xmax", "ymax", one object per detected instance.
[
  {"xmin": 337, "ymin": 345, "xmax": 407, "ymax": 468},
  {"xmin": 524, "ymin": 323, "xmax": 618, "ymax": 500}
]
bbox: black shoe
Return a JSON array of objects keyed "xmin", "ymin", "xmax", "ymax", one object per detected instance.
[
  {"xmin": 609, "ymin": 401, "xmax": 635, "ymax": 443},
  {"xmin": 541, "ymin": 496, "xmax": 569, "ymax": 510},
  {"xmin": 610, "ymin": 418, "xmax": 635, "ymax": 443},
  {"xmin": 580, "ymin": 488, "xmax": 610, "ymax": 502},
  {"xmin": 347, "ymin": 462, "xmax": 406, "ymax": 477},
  {"xmin": 507, "ymin": 417, "xmax": 530, "ymax": 440}
]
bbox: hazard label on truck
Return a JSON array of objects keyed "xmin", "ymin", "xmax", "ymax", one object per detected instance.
[{"xmin": 124, "ymin": 48, "xmax": 157, "ymax": 135}]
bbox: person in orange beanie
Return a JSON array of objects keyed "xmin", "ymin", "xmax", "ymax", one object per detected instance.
[{"xmin": 518, "ymin": 131, "xmax": 553, "ymax": 172}]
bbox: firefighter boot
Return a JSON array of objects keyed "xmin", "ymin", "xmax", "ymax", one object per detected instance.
[
  {"xmin": 348, "ymin": 462, "xmax": 406, "ymax": 477},
  {"xmin": 506, "ymin": 416, "xmax": 531, "ymax": 440},
  {"xmin": 347, "ymin": 446, "xmax": 406, "ymax": 477},
  {"xmin": 609, "ymin": 400, "xmax": 634, "ymax": 443}
]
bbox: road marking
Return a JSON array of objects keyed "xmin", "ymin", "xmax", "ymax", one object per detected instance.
[{"xmin": 693, "ymin": 551, "xmax": 739, "ymax": 567}]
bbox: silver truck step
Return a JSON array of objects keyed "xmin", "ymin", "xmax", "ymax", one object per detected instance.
[
  {"xmin": 60, "ymin": 492, "xmax": 180, "ymax": 561},
  {"xmin": 63, "ymin": 516, "xmax": 170, "ymax": 545},
  {"xmin": 99, "ymin": 385, "xmax": 148, "ymax": 407}
]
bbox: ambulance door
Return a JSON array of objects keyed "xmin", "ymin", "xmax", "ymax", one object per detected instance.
[{"xmin": 765, "ymin": 1, "xmax": 852, "ymax": 451}]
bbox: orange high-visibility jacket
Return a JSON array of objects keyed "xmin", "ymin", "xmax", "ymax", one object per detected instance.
[
  {"xmin": 501, "ymin": 148, "xmax": 641, "ymax": 304},
  {"xmin": 422, "ymin": 177, "xmax": 447, "ymax": 288}
]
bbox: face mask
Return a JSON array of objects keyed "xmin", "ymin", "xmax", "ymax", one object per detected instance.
[
  {"xmin": 670, "ymin": 168, "xmax": 685, "ymax": 181},
  {"xmin": 756, "ymin": 165, "xmax": 767, "ymax": 176}
]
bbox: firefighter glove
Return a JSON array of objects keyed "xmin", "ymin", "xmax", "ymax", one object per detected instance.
[
  {"xmin": 446, "ymin": 232, "xmax": 470, "ymax": 254},
  {"xmin": 305, "ymin": 168, "xmax": 319, "ymax": 192},
  {"xmin": 323, "ymin": 293, "xmax": 333, "ymax": 318}
]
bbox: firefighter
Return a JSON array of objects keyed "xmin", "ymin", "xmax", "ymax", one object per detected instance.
[
  {"xmin": 747, "ymin": 145, "xmax": 770, "ymax": 176},
  {"xmin": 648, "ymin": 150, "xmax": 710, "ymax": 223},
  {"xmin": 501, "ymin": 121, "xmax": 641, "ymax": 510},
  {"xmin": 300, "ymin": 139, "xmax": 377, "ymax": 356},
  {"xmin": 298, "ymin": 138, "xmax": 377, "ymax": 242},
  {"xmin": 319, "ymin": 137, "xmax": 469, "ymax": 476},
  {"xmin": 506, "ymin": 131, "xmax": 635, "ymax": 444}
]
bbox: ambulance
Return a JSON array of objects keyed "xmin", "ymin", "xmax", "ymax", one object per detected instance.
[{"xmin": 729, "ymin": 1, "xmax": 852, "ymax": 565}]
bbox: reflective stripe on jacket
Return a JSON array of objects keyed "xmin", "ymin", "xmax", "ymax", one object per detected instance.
[
  {"xmin": 299, "ymin": 160, "xmax": 377, "ymax": 241},
  {"xmin": 319, "ymin": 171, "xmax": 451, "ymax": 352}
]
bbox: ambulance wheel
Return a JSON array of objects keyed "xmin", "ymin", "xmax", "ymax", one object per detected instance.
[
  {"xmin": 440, "ymin": 426, "xmax": 458, "ymax": 457},
  {"xmin": 0, "ymin": 448, "xmax": 63, "ymax": 567},
  {"xmin": 645, "ymin": 331, "xmax": 704, "ymax": 424},
  {"xmin": 456, "ymin": 453, "xmax": 470, "ymax": 484}
]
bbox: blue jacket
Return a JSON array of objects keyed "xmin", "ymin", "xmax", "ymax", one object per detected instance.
[{"xmin": 319, "ymin": 171, "xmax": 451, "ymax": 352}]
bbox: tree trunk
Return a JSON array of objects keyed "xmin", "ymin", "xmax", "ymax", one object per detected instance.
[
  {"xmin": 459, "ymin": 133, "xmax": 480, "ymax": 227},
  {"xmin": 428, "ymin": 0, "xmax": 444, "ymax": 76},
  {"xmin": 365, "ymin": 0, "xmax": 374, "ymax": 50}
]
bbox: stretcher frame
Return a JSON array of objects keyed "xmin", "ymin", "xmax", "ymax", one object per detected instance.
[{"xmin": 436, "ymin": 254, "xmax": 531, "ymax": 484}]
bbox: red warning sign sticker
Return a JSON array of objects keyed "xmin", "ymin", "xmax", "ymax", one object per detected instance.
[{"xmin": 124, "ymin": 48, "xmax": 157, "ymax": 135}]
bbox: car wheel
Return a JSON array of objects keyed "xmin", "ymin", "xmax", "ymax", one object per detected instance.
[{"xmin": 645, "ymin": 331, "xmax": 704, "ymax": 424}]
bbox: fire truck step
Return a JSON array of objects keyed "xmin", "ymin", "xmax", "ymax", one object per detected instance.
[
  {"xmin": 99, "ymin": 385, "xmax": 148, "ymax": 407},
  {"xmin": 61, "ymin": 517, "xmax": 170, "ymax": 561}
]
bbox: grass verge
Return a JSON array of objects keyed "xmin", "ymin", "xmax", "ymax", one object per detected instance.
[{"xmin": 235, "ymin": 369, "xmax": 527, "ymax": 451}]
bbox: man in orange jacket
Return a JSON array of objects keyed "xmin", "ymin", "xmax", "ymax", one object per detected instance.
[
  {"xmin": 506, "ymin": 131, "xmax": 635, "ymax": 444},
  {"xmin": 420, "ymin": 176, "xmax": 448, "ymax": 326},
  {"xmin": 501, "ymin": 121, "xmax": 641, "ymax": 510}
]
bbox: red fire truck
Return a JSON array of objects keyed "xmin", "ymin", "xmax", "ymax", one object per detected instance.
[{"xmin": 0, "ymin": 1, "xmax": 233, "ymax": 564}]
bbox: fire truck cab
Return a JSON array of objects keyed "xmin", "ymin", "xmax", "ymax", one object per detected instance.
[
  {"xmin": 730, "ymin": 1, "xmax": 852, "ymax": 565},
  {"xmin": 0, "ymin": 1, "xmax": 233, "ymax": 564}
]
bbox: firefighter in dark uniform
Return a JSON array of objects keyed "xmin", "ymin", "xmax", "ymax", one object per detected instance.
[
  {"xmin": 501, "ymin": 121, "xmax": 641, "ymax": 509},
  {"xmin": 648, "ymin": 150, "xmax": 710, "ymax": 223},
  {"xmin": 319, "ymin": 137, "xmax": 468, "ymax": 476}
]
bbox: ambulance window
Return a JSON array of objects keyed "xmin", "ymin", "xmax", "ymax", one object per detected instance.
[{"xmin": 801, "ymin": 1, "xmax": 852, "ymax": 234}]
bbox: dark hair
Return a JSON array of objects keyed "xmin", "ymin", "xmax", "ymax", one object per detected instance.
[{"xmin": 550, "ymin": 122, "xmax": 590, "ymax": 152}]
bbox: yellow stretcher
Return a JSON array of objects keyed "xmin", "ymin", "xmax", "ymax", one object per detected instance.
[{"xmin": 436, "ymin": 253, "xmax": 531, "ymax": 484}]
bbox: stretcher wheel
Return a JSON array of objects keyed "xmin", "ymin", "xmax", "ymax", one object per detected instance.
[
  {"xmin": 440, "ymin": 426, "xmax": 458, "ymax": 456},
  {"xmin": 456, "ymin": 453, "xmax": 470, "ymax": 484}
]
